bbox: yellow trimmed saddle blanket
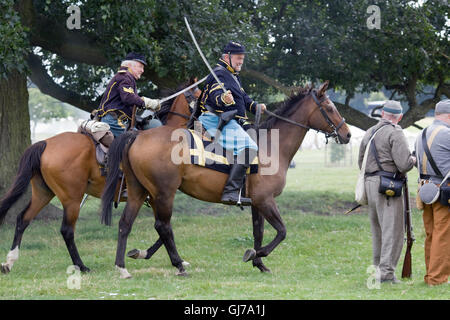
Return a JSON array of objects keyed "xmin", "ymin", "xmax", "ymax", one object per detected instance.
[{"xmin": 185, "ymin": 129, "xmax": 258, "ymax": 174}]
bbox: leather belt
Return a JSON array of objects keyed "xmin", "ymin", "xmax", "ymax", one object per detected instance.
[{"xmin": 365, "ymin": 170, "xmax": 402, "ymax": 179}]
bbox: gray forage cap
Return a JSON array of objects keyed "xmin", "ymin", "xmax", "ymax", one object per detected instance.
[
  {"xmin": 435, "ymin": 99, "xmax": 450, "ymax": 114},
  {"xmin": 383, "ymin": 100, "xmax": 403, "ymax": 114}
]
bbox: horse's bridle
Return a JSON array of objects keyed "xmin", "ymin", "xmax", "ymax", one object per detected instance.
[
  {"xmin": 263, "ymin": 90, "xmax": 346, "ymax": 143},
  {"xmin": 167, "ymin": 89, "xmax": 198, "ymax": 120},
  {"xmin": 310, "ymin": 90, "xmax": 346, "ymax": 140}
]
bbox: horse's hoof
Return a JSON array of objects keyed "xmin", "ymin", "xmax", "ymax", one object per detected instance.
[
  {"xmin": 116, "ymin": 266, "xmax": 132, "ymax": 279},
  {"xmin": 256, "ymin": 264, "xmax": 271, "ymax": 273},
  {"xmin": 176, "ymin": 270, "xmax": 189, "ymax": 277},
  {"xmin": 127, "ymin": 249, "xmax": 147, "ymax": 259},
  {"xmin": 127, "ymin": 249, "xmax": 140, "ymax": 259},
  {"xmin": 1, "ymin": 263, "xmax": 10, "ymax": 274},
  {"xmin": 80, "ymin": 266, "xmax": 91, "ymax": 273},
  {"xmin": 243, "ymin": 249, "xmax": 257, "ymax": 262}
]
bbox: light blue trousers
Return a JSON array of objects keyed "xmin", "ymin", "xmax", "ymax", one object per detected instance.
[{"xmin": 198, "ymin": 112, "xmax": 258, "ymax": 156}]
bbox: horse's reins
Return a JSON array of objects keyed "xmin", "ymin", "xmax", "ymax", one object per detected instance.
[
  {"xmin": 168, "ymin": 110, "xmax": 191, "ymax": 120},
  {"xmin": 263, "ymin": 90, "xmax": 346, "ymax": 143}
]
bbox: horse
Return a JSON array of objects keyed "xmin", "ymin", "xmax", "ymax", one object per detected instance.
[
  {"xmin": 100, "ymin": 81, "xmax": 352, "ymax": 278},
  {"xmin": 0, "ymin": 78, "xmax": 201, "ymax": 274}
]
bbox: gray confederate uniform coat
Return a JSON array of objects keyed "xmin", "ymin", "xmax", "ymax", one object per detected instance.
[{"xmin": 358, "ymin": 119, "xmax": 415, "ymax": 280}]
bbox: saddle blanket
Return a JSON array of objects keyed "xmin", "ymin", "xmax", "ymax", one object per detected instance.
[{"xmin": 184, "ymin": 129, "xmax": 258, "ymax": 175}]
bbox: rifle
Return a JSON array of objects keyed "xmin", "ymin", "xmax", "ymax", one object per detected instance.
[
  {"xmin": 345, "ymin": 204, "xmax": 362, "ymax": 215},
  {"xmin": 401, "ymin": 175, "xmax": 415, "ymax": 278}
]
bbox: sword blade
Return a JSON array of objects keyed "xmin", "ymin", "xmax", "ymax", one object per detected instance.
[
  {"xmin": 159, "ymin": 75, "xmax": 208, "ymax": 104},
  {"xmin": 184, "ymin": 17, "xmax": 227, "ymax": 94}
]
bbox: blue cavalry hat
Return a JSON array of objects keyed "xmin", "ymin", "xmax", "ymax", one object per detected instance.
[
  {"xmin": 223, "ymin": 41, "xmax": 246, "ymax": 54},
  {"xmin": 124, "ymin": 52, "xmax": 147, "ymax": 66}
]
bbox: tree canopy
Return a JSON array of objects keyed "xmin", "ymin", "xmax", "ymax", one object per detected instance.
[{"xmin": 2, "ymin": 0, "xmax": 449, "ymax": 130}]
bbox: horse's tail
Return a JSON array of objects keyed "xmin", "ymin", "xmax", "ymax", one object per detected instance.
[
  {"xmin": 101, "ymin": 130, "xmax": 139, "ymax": 226},
  {"xmin": 0, "ymin": 141, "xmax": 47, "ymax": 226}
]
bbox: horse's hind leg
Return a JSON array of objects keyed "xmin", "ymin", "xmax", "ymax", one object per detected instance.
[
  {"xmin": 153, "ymin": 197, "xmax": 186, "ymax": 276},
  {"xmin": 1, "ymin": 178, "xmax": 54, "ymax": 274},
  {"xmin": 114, "ymin": 200, "xmax": 144, "ymax": 278},
  {"xmin": 60, "ymin": 200, "xmax": 89, "ymax": 272}
]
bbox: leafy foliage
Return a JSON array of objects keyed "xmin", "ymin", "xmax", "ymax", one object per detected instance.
[
  {"xmin": 34, "ymin": 0, "xmax": 259, "ymax": 97},
  {"xmin": 0, "ymin": 0, "xmax": 29, "ymax": 78},
  {"xmin": 2, "ymin": 0, "xmax": 448, "ymax": 122},
  {"xmin": 248, "ymin": 0, "xmax": 449, "ymax": 99}
]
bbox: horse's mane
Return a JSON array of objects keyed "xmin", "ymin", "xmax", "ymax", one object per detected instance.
[{"xmin": 259, "ymin": 86, "xmax": 312, "ymax": 130}]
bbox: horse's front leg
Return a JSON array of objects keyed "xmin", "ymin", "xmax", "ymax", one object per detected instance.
[
  {"xmin": 246, "ymin": 205, "xmax": 271, "ymax": 272},
  {"xmin": 243, "ymin": 200, "xmax": 286, "ymax": 268}
]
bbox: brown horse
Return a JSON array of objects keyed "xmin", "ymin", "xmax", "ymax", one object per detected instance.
[
  {"xmin": 100, "ymin": 81, "xmax": 352, "ymax": 278},
  {"xmin": 0, "ymin": 79, "xmax": 200, "ymax": 274}
]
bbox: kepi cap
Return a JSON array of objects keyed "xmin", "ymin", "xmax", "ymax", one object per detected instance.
[
  {"xmin": 124, "ymin": 52, "xmax": 147, "ymax": 66},
  {"xmin": 223, "ymin": 41, "xmax": 246, "ymax": 54},
  {"xmin": 383, "ymin": 100, "xmax": 403, "ymax": 114},
  {"xmin": 435, "ymin": 99, "xmax": 450, "ymax": 114}
]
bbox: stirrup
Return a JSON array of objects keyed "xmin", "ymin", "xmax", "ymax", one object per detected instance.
[
  {"xmin": 144, "ymin": 196, "xmax": 151, "ymax": 208},
  {"xmin": 221, "ymin": 188, "xmax": 251, "ymax": 207}
]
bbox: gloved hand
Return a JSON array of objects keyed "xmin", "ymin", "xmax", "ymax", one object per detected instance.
[
  {"xmin": 221, "ymin": 90, "xmax": 235, "ymax": 106},
  {"xmin": 142, "ymin": 97, "xmax": 161, "ymax": 111},
  {"xmin": 256, "ymin": 103, "xmax": 267, "ymax": 113}
]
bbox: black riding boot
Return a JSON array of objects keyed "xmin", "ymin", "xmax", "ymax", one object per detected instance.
[{"xmin": 221, "ymin": 164, "xmax": 251, "ymax": 206}]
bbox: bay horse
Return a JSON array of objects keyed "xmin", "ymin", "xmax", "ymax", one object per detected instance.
[
  {"xmin": 100, "ymin": 81, "xmax": 352, "ymax": 278},
  {"xmin": 0, "ymin": 78, "xmax": 200, "ymax": 274}
]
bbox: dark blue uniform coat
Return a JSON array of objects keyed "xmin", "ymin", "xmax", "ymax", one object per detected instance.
[
  {"xmin": 199, "ymin": 59, "xmax": 257, "ymax": 121},
  {"xmin": 98, "ymin": 66, "xmax": 145, "ymax": 120}
]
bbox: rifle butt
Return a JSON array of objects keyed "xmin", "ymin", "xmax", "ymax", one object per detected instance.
[{"xmin": 401, "ymin": 250, "xmax": 412, "ymax": 278}]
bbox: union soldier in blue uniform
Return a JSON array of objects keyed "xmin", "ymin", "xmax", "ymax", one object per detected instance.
[
  {"xmin": 97, "ymin": 52, "xmax": 161, "ymax": 137},
  {"xmin": 198, "ymin": 41, "xmax": 267, "ymax": 205}
]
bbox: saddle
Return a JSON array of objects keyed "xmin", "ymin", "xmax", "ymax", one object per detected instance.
[{"xmin": 78, "ymin": 120, "xmax": 114, "ymax": 175}]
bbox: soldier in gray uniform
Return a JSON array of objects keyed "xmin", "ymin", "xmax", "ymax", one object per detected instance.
[
  {"xmin": 358, "ymin": 100, "xmax": 416, "ymax": 283},
  {"xmin": 414, "ymin": 99, "xmax": 450, "ymax": 286}
]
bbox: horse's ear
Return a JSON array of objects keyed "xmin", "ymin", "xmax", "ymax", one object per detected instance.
[{"xmin": 318, "ymin": 80, "xmax": 329, "ymax": 96}]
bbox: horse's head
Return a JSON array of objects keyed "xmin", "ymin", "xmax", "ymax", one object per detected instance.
[
  {"xmin": 188, "ymin": 76, "xmax": 202, "ymax": 99},
  {"xmin": 305, "ymin": 81, "xmax": 351, "ymax": 144}
]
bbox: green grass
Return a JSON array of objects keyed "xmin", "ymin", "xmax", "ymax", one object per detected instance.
[{"xmin": 0, "ymin": 149, "xmax": 448, "ymax": 300}]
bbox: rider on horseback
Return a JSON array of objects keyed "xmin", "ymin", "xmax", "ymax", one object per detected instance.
[
  {"xmin": 198, "ymin": 41, "xmax": 267, "ymax": 206},
  {"xmin": 96, "ymin": 52, "xmax": 162, "ymax": 137}
]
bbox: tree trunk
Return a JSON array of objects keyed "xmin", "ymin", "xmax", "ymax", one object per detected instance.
[{"xmin": 0, "ymin": 70, "xmax": 61, "ymax": 223}]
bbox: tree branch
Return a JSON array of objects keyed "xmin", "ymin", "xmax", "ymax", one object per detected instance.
[
  {"xmin": 334, "ymin": 102, "xmax": 377, "ymax": 130},
  {"xmin": 241, "ymin": 68, "xmax": 294, "ymax": 96},
  {"xmin": 441, "ymin": 83, "xmax": 450, "ymax": 98},
  {"xmin": 400, "ymin": 97, "xmax": 439, "ymax": 128},
  {"xmin": 16, "ymin": 0, "xmax": 108, "ymax": 66},
  {"xmin": 27, "ymin": 53, "xmax": 99, "ymax": 112}
]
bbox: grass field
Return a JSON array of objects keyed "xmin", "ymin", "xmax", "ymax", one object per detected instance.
[{"xmin": 0, "ymin": 147, "xmax": 448, "ymax": 300}]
